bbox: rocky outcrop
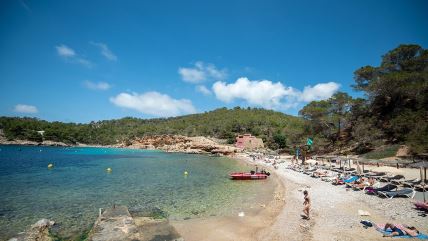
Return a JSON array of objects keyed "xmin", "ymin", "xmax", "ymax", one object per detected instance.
[
  {"xmin": 88, "ymin": 205, "xmax": 182, "ymax": 241},
  {"xmin": 8, "ymin": 219, "xmax": 55, "ymax": 241},
  {"xmin": 120, "ymin": 135, "xmax": 239, "ymax": 156},
  {"xmin": 0, "ymin": 139, "xmax": 70, "ymax": 147}
]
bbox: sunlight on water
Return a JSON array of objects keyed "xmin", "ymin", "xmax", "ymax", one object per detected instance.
[{"xmin": 0, "ymin": 145, "xmax": 273, "ymax": 239}]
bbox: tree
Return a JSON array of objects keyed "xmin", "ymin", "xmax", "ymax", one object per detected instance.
[
  {"xmin": 329, "ymin": 92, "xmax": 353, "ymax": 141},
  {"xmin": 273, "ymin": 133, "xmax": 287, "ymax": 149},
  {"xmin": 353, "ymin": 44, "xmax": 428, "ymax": 153}
]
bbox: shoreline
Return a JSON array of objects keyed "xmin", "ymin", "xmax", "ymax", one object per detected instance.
[
  {"xmin": 2, "ymin": 145, "xmax": 427, "ymax": 240},
  {"xmin": 1, "ymin": 145, "xmax": 283, "ymax": 241},
  {"xmin": 241, "ymin": 153, "xmax": 428, "ymax": 241},
  {"xmin": 170, "ymin": 160, "xmax": 285, "ymax": 241}
]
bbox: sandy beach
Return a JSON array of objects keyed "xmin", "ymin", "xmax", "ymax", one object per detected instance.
[
  {"xmin": 171, "ymin": 167, "xmax": 285, "ymax": 241},
  {"xmin": 171, "ymin": 153, "xmax": 428, "ymax": 241},
  {"xmin": 235, "ymin": 153, "xmax": 428, "ymax": 241}
]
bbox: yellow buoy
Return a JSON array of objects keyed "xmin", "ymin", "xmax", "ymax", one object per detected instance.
[
  {"xmin": 48, "ymin": 163, "xmax": 54, "ymax": 169},
  {"xmin": 106, "ymin": 167, "xmax": 112, "ymax": 173},
  {"xmin": 184, "ymin": 171, "xmax": 188, "ymax": 176}
]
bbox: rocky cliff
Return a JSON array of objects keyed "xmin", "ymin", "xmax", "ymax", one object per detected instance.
[{"xmin": 120, "ymin": 135, "xmax": 239, "ymax": 156}]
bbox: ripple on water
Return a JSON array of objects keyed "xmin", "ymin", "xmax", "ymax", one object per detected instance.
[{"xmin": 0, "ymin": 145, "xmax": 273, "ymax": 239}]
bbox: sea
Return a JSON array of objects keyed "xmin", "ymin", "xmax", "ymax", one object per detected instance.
[{"xmin": 0, "ymin": 145, "xmax": 273, "ymax": 240}]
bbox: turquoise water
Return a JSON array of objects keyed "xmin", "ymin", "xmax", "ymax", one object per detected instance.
[{"xmin": 0, "ymin": 145, "xmax": 272, "ymax": 240}]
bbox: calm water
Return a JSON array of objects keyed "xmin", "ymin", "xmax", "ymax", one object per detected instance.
[{"xmin": 0, "ymin": 145, "xmax": 272, "ymax": 240}]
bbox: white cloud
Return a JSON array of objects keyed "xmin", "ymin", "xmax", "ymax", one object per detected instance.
[
  {"xmin": 14, "ymin": 104, "xmax": 38, "ymax": 114},
  {"xmin": 212, "ymin": 77, "xmax": 340, "ymax": 110},
  {"xmin": 110, "ymin": 92, "xmax": 196, "ymax": 117},
  {"xmin": 213, "ymin": 77, "xmax": 298, "ymax": 109},
  {"xmin": 90, "ymin": 42, "xmax": 117, "ymax": 61},
  {"xmin": 178, "ymin": 61, "xmax": 226, "ymax": 83},
  {"xmin": 84, "ymin": 81, "xmax": 111, "ymax": 90},
  {"xmin": 196, "ymin": 85, "xmax": 212, "ymax": 95},
  {"xmin": 299, "ymin": 82, "xmax": 340, "ymax": 102},
  {"xmin": 55, "ymin": 44, "xmax": 75, "ymax": 57},
  {"xmin": 55, "ymin": 44, "xmax": 93, "ymax": 68}
]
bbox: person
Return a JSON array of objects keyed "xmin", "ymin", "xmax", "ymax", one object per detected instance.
[
  {"xmin": 383, "ymin": 223, "xmax": 419, "ymax": 237},
  {"xmin": 303, "ymin": 190, "xmax": 311, "ymax": 219}
]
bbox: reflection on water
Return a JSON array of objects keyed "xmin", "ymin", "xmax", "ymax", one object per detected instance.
[{"xmin": 0, "ymin": 145, "xmax": 273, "ymax": 239}]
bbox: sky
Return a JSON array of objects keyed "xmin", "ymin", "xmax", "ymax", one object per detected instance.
[{"xmin": 0, "ymin": 0, "xmax": 427, "ymax": 123}]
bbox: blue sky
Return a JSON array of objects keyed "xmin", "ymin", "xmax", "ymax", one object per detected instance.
[{"xmin": 1, "ymin": 0, "xmax": 427, "ymax": 123}]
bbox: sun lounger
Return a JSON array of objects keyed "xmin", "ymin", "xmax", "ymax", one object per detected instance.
[
  {"xmin": 415, "ymin": 184, "xmax": 428, "ymax": 192},
  {"xmin": 344, "ymin": 176, "xmax": 359, "ymax": 183},
  {"xmin": 378, "ymin": 188, "xmax": 416, "ymax": 199},
  {"xmin": 380, "ymin": 175, "xmax": 405, "ymax": 182},
  {"xmin": 321, "ymin": 176, "xmax": 337, "ymax": 182},
  {"xmin": 353, "ymin": 182, "xmax": 380, "ymax": 191},
  {"xmin": 365, "ymin": 184, "xmax": 397, "ymax": 195},
  {"xmin": 402, "ymin": 179, "xmax": 421, "ymax": 188},
  {"xmin": 366, "ymin": 172, "xmax": 386, "ymax": 178},
  {"xmin": 333, "ymin": 176, "xmax": 359, "ymax": 185}
]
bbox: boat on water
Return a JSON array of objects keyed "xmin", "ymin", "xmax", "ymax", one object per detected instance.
[{"xmin": 229, "ymin": 171, "xmax": 269, "ymax": 180}]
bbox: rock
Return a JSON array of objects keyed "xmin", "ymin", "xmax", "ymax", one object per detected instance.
[
  {"xmin": 119, "ymin": 135, "xmax": 240, "ymax": 156},
  {"xmin": 9, "ymin": 219, "xmax": 55, "ymax": 241},
  {"xmin": 32, "ymin": 219, "xmax": 54, "ymax": 229}
]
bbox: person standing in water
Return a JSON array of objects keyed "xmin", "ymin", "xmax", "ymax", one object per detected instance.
[{"xmin": 303, "ymin": 190, "xmax": 311, "ymax": 219}]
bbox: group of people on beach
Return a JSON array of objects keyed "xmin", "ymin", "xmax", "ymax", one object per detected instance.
[
  {"xmin": 301, "ymin": 185, "xmax": 423, "ymax": 238},
  {"xmin": 294, "ymin": 168, "xmax": 424, "ymax": 238}
]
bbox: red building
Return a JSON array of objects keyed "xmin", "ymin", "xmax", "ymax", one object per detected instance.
[{"xmin": 235, "ymin": 134, "xmax": 264, "ymax": 149}]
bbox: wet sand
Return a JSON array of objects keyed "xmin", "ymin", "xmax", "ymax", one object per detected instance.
[{"xmin": 171, "ymin": 166, "xmax": 285, "ymax": 241}]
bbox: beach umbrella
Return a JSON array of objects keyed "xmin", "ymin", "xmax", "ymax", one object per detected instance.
[
  {"xmin": 421, "ymin": 167, "xmax": 426, "ymax": 202},
  {"xmin": 356, "ymin": 160, "xmax": 362, "ymax": 175}
]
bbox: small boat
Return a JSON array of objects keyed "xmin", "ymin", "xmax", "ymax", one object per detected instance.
[{"xmin": 229, "ymin": 172, "xmax": 268, "ymax": 180}]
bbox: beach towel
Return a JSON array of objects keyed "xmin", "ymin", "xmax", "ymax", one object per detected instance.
[
  {"xmin": 344, "ymin": 176, "xmax": 359, "ymax": 183},
  {"xmin": 414, "ymin": 201, "xmax": 428, "ymax": 211},
  {"xmin": 375, "ymin": 224, "xmax": 428, "ymax": 239}
]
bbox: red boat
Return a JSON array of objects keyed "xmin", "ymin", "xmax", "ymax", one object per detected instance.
[{"xmin": 229, "ymin": 172, "xmax": 268, "ymax": 180}]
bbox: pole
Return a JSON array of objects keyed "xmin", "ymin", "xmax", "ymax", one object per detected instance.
[
  {"xmin": 424, "ymin": 167, "xmax": 427, "ymax": 184},
  {"xmin": 420, "ymin": 167, "xmax": 425, "ymax": 202}
]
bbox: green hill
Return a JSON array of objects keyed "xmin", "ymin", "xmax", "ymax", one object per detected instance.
[{"xmin": 0, "ymin": 107, "xmax": 305, "ymax": 149}]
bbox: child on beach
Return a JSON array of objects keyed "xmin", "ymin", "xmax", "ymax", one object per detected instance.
[{"xmin": 303, "ymin": 190, "xmax": 311, "ymax": 219}]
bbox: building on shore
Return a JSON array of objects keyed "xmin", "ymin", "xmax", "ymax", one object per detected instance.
[{"xmin": 235, "ymin": 134, "xmax": 264, "ymax": 150}]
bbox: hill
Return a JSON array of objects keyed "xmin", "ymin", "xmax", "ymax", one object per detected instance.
[{"xmin": 0, "ymin": 107, "xmax": 305, "ymax": 150}]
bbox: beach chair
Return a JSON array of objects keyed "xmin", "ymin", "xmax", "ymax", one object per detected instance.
[
  {"xmin": 334, "ymin": 176, "xmax": 359, "ymax": 185},
  {"xmin": 359, "ymin": 181, "xmax": 381, "ymax": 191},
  {"xmin": 321, "ymin": 176, "xmax": 337, "ymax": 182},
  {"xmin": 415, "ymin": 184, "xmax": 428, "ymax": 192},
  {"xmin": 366, "ymin": 172, "xmax": 386, "ymax": 178},
  {"xmin": 380, "ymin": 175, "xmax": 405, "ymax": 183},
  {"xmin": 365, "ymin": 184, "xmax": 397, "ymax": 195},
  {"xmin": 402, "ymin": 178, "xmax": 421, "ymax": 188},
  {"xmin": 377, "ymin": 188, "xmax": 416, "ymax": 199}
]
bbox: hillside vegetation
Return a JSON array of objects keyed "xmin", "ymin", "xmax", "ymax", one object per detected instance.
[
  {"xmin": 299, "ymin": 44, "xmax": 428, "ymax": 155},
  {"xmin": 0, "ymin": 107, "xmax": 305, "ymax": 150},
  {"xmin": 1, "ymin": 44, "xmax": 427, "ymax": 155}
]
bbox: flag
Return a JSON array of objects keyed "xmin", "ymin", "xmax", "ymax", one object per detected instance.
[{"xmin": 306, "ymin": 138, "xmax": 313, "ymax": 146}]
